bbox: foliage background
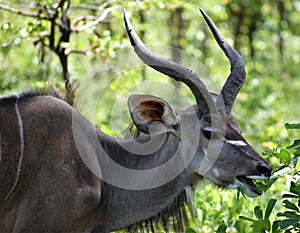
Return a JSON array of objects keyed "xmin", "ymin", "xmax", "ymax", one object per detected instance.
[{"xmin": 0, "ymin": 0, "xmax": 299, "ymax": 232}]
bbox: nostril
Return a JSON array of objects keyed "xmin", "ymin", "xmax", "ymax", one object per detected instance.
[{"xmin": 258, "ymin": 163, "xmax": 272, "ymax": 177}]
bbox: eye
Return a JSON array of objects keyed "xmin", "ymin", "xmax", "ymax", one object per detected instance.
[
  {"xmin": 202, "ymin": 126, "xmax": 214, "ymax": 140},
  {"xmin": 173, "ymin": 124, "xmax": 179, "ymax": 130},
  {"xmin": 202, "ymin": 126, "xmax": 221, "ymax": 140},
  {"xmin": 203, "ymin": 129, "xmax": 212, "ymax": 140}
]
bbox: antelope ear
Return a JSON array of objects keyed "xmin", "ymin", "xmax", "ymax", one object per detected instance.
[{"xmin": 128, "ymin": 94, "xmax": 177, "ymax": 134}]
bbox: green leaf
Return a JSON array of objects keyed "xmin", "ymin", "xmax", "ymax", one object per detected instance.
[
  {"xmin": 216, "ymin": 224, "xmax": 227, "ymax": 233},
  {"xmin": 262, "ymin": 219, "xmax": 271, "ymax": 231},
  {"xmin": 272, "ymin": 220, "xmax": 280, "ymax": 233},
  {"xmin": 185, "ymin": 228, "xmax": 197, "ymax": 233},
  {"xmin": 239, "ymin": 216, "xmax": 255, "ymax": 222},
  {"xmin": 290, "ymin": 181, "xmax": 300, "ymax": 195},
  {"xmin": 285, "ymin": 123, "xmax": 300, "ymax": 129},
  {"xmin": 282, "ymin": 193, "xmax": 299, "ymax": 199},
  {"xmin": 278, "ymin": 218, "xmax": 300, "ymax": 229},
  {"xmin": 255, "ymin": 206, "xmax": 263, "ymax": 219},
  {"xmin": 253, "ymin": 219, "xmax": 268, "ymax": 233},
  {"xmin": 294, "ymin": 149, "xmax": 300, "ymax": 153},
  {"xmin": 283, "ymin": 200, "xmax": 299, "ymax": 211},
  {"xmin": 274, "ymin": 149, "xmax": 291, "ymax": 165},
  {"xmin": 277, "ymin": 211, "xmax": 300, "ymax": 218},
  {"xmin": 286, "ymin": 139, "xmax": 300, "ymax": 150},
  {"xmin": 255, "ymin": 179, "xmax": 277, "ymax": 192},
  {"xmin": 252, "ymin": 220, "xmax": 262, "ymax": 233},
  {"xmin": 236, "ymin": 187, "xmax": 247, "ymax": 199},
  {"xmin": 265, "ymin": 199, "xmax": 277, "ymax": 219}
]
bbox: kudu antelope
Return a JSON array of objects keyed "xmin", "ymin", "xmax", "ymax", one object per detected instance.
[{"xmin": 0, "ymin": 9, "xmax": 272, "ymax": 233}]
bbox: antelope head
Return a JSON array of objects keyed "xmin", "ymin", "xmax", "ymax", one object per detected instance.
[{"xmin": 124, "ymin": 9, "xmax": 272, "ymax": 197}]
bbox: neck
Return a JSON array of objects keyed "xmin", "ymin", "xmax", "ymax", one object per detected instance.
[{"xmin": 94, "ymin": 130, "xmax": 199, "ymax": 232}]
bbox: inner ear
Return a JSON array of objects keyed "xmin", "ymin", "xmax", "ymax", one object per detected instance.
[{"xmin": 128, "ymin": 94, "xmax": 177, "ymax": 134}]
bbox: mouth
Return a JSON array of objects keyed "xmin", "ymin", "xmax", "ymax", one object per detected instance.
[{"xmin": 229, "ymin": 175, "xmax": 270, "ymax": 198}]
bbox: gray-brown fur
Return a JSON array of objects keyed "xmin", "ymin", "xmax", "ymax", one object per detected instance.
[
  {"xmin": 0, "ymin": 94, "xmax": 197, "ymax": 232},
  {"xmin": 0, "ymin": 95, "xmax": 101, "ymax": 232}
]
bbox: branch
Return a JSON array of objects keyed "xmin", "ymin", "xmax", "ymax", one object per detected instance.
[
  {"xmin": 71, "ymin": 0, "xmax": 119, "ymax": 11},
  {"xmin": 0, "ymin": 3, "xmax": 53, "ymax": 20},
  {"xmin": 73, "ymin": 15, "xmax": 98, "ymax": 26},
  {"xmin": 66, "ymin": 49, "xmax": 87, "ymax": 56},
  {"xmin": 49, "ymin": 18, "xmax": 56, "ymax": 52},
  {"xmin": 72, "ymin": 5, "xmax": 120, "ymax": 32}
]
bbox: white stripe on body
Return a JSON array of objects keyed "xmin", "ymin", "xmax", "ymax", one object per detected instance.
[{"xmin": 6, "ymin": 96, "xmax": 24, "ymax": 199}]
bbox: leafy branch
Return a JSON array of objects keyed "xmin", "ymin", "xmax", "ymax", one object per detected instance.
[
  {"xmin": 72, "ymin": 5, "xmax": 120, "ymax": 32},
  {"xmin": 0, "ymin": 3, "xmax": 55, "ymax": 20},
  {"xmin": 0, "ymin": 1, "xmax": 119, "ymax": 104},
  {"xmin": 239, "ymin": 123, "xmax": 300, "ymax": 233}
]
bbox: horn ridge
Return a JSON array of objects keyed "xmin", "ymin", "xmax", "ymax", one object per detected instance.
[
  {"xmin": 200, "ymin": 9, "xmax": 246, "ymax": 114},
  {"xmin": 123, "ymin": 9, "xmax": 216, "ymax": 116}
]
